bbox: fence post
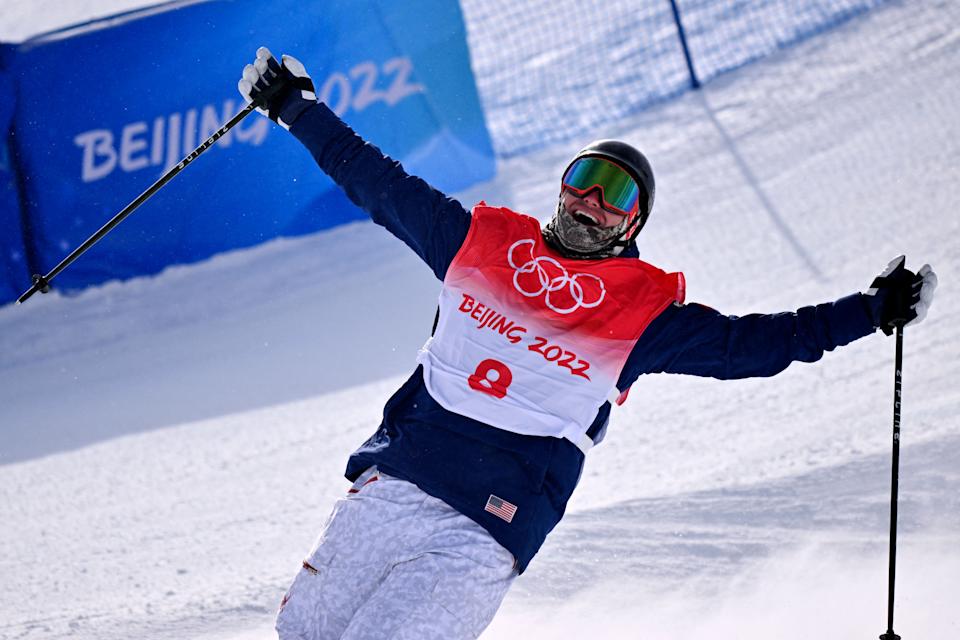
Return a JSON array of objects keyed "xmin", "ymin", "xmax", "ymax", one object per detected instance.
[{"xmin": 668, "ymin": 0, "xmax": 700, "ymax": 90}]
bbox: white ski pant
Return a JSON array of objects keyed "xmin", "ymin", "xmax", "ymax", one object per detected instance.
[{"xmin": 276, "ymin": 468, "xmax": 517, "ymax": 640}]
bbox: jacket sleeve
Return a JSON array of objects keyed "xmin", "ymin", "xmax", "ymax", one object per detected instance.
[
  {"xmin": 617, "ymin": 291, "xmax": 885, "ymax": 388},
  {"xmin": 287, "ymin": 102, "xmax": 472, "ymax": 280}
]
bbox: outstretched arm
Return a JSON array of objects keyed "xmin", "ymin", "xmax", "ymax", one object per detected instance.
[
  {"xmin": 239, "ymin": 48, "xmax": 471, "ymax": 280},
  {"xmin": 623, "ymin": 293, "xmax": 879, "ymax": 383},
  {"xmin": 289, "ymin": 103, "xmax": 471, "ymax": 280},
  {"xmin": 618, "ymin": 257, "xmax": 937, "ymax": 387}
]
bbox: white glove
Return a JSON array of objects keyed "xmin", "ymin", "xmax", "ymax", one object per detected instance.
[
  {"xmin": 912, "ymin": 263, "xmax": 937, "ymax": 325},
  {"xmin": 238, "ymin": 47, "xmax": 317, "ymax": 130},
  {"xmin": 866, "ymin": 255, "xmax": 937, "ymax": 334}
]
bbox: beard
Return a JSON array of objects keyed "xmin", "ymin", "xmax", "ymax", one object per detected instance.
[{"xmin": 546, "ymin": 202, "xmax": 627, "ymax": 258}]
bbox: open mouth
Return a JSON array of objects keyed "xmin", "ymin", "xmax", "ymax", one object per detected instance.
[{"xmin": 571, "ymin": 211, "xmax": 601, "ymax": 226}]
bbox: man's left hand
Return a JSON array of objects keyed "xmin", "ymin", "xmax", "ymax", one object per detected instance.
[{"xmin": 866, "ymin": 255, "xmax": 938, "ymax": 335}]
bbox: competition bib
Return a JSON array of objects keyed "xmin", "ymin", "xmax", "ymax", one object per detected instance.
[{"xmin": 418, "ymin": 205, "xmax": 684, "ymax": 452}]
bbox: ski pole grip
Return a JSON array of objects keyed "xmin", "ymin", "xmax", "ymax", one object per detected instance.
[{"xmin": 250, "ymin": 75, "xmax": 288, "ymax": 110}]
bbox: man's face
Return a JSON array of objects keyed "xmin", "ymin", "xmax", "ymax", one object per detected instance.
[
  {"xmin": 560, "ymin": 187, "xmax": 629, "ymax": 229},
  {"xmin": 549, "ymin": 186, "xmax": 632, "ymax": 257}
]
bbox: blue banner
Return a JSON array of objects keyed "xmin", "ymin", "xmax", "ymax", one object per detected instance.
[
  {"xmin": 5, "ymin": 0, "xmax": 493, "ymax": 298},
  {"xmin": 0, "ymin": 48, "xmax": 30, "ymax": 302}
]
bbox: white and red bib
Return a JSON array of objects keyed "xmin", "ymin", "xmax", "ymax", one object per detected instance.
[{"xmin": 418, "ymin": 205, "xmax": 684, "ymax": 453}]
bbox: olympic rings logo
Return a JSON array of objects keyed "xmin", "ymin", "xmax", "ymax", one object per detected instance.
[{"xmin": 507, "ymin": 239, "xmax": 606, "ymax": 315}]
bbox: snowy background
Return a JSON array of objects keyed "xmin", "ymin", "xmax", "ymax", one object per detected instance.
[{"xmin": 2, "ymin": 1, "xmax": 959, "ymax": 639}]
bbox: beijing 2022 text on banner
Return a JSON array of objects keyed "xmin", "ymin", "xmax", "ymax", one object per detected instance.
[{"xmin": 3, "ymin": 0, "xmax": 494, "ymax": 300}]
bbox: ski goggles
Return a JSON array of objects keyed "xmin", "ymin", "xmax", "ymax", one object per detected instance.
[{"xmin": 561, "ymin": 157, "xmax": 641, "ymax": 218}]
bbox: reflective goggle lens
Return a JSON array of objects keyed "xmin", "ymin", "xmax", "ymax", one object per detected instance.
[{"xmin": 562, "ymin": 157, "xmax": 641, "ymax": 217}]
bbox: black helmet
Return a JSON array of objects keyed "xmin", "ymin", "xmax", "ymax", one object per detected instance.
[{"xmin": 544, "ymin": 139, "xmax": 655, "ymax": 258}]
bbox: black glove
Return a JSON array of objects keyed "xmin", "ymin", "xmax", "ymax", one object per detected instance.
[
  {"xmin": 238, "ymin": 47, "xmax": 317, "ymax": 130},
  {"xmin": 866, "ymin": 255, "xmax": 937, "ymax": 335}
]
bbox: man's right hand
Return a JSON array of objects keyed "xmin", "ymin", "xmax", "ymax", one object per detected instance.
[{"xmin": 238, "ymin": 47, "xmax": 317, "ymax": 130}]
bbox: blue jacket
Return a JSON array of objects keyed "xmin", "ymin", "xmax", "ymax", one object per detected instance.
[{"xmin": 288, "ymin": 103, "xmax": 884, "ymax": 573}]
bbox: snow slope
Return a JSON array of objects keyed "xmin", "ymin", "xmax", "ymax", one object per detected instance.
[{"xmin": 2, "ymin": 1, "xmax": 959, "ymax": 639}]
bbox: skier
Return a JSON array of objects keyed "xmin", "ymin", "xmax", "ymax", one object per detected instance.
[{"xmin": 238, "ymin": 49, "xmax": 937, "ymax": 640}]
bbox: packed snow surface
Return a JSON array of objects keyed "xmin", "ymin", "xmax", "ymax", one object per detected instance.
[{"xmin": 1, "ymin": 2, "xmax": 959, "ymax": 639}]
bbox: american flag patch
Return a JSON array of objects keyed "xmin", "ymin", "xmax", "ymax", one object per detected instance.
[{"xmin": 484, "ymin": 494, "xmax": 518, "ymax": 523}]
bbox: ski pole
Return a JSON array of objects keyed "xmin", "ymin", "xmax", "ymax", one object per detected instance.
[
  {"xmin": 16, "ymin": 101, "xmax": 259, "ymax": 305},
  {"xmin": 879, "ymin": 321, "xmax": 905, "ymax": 640}
]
